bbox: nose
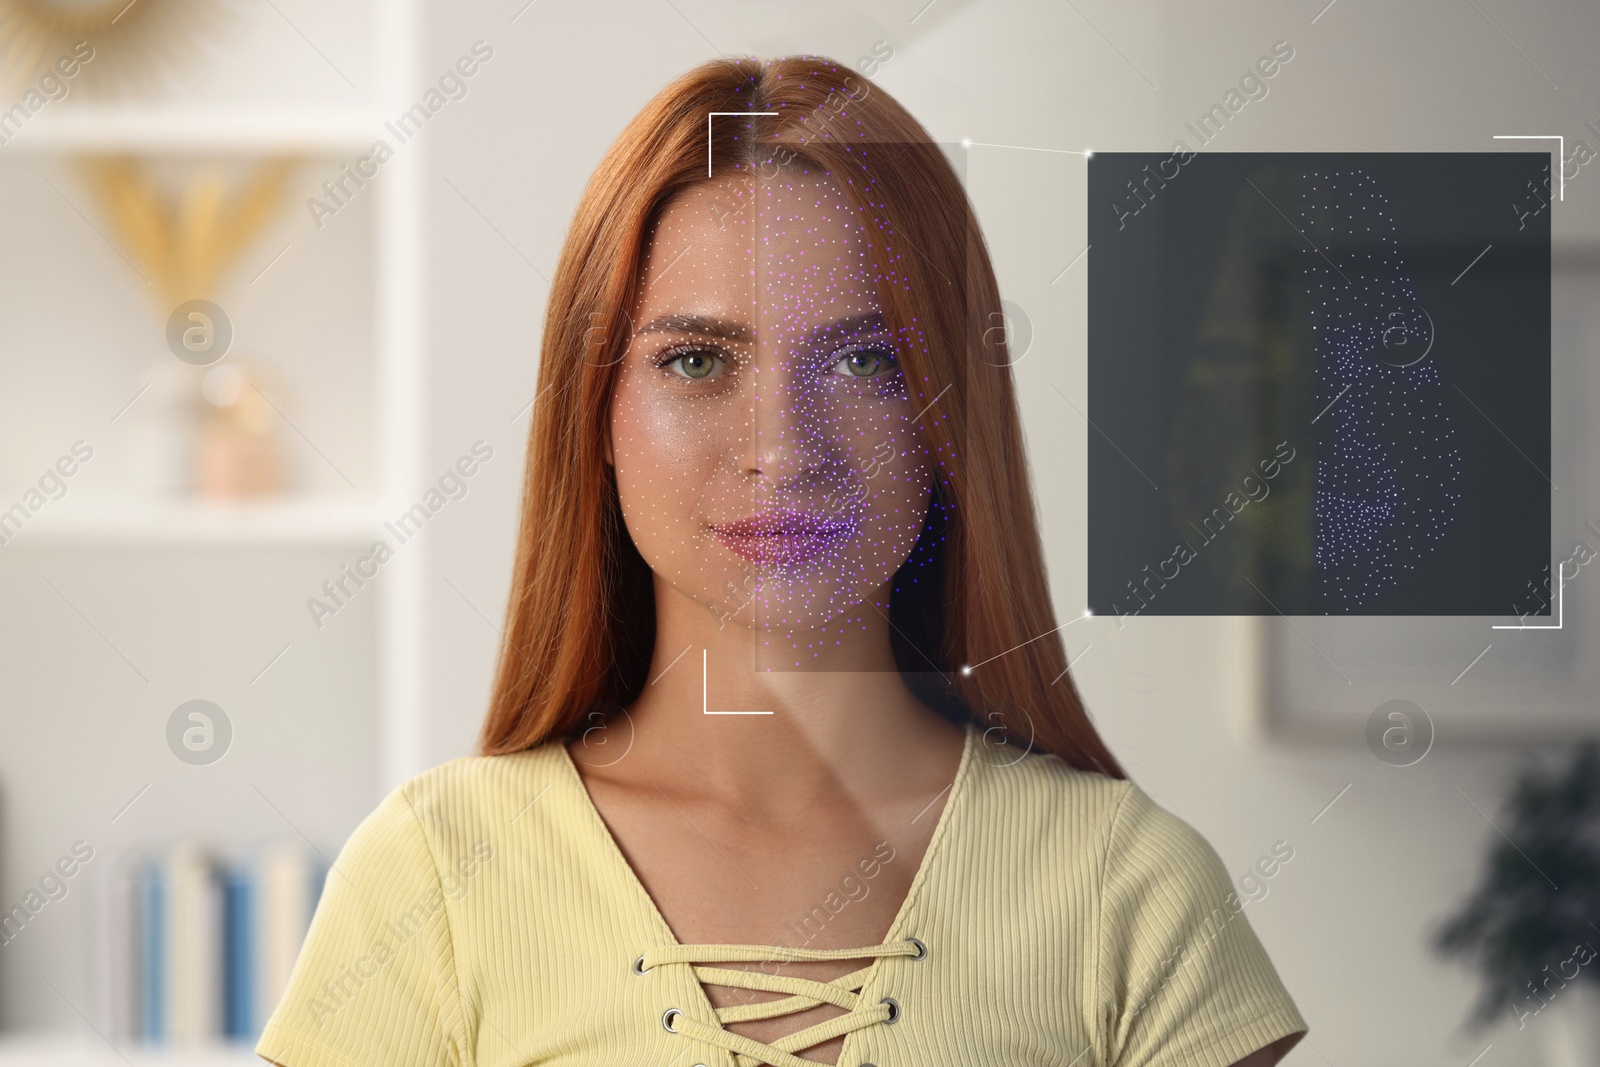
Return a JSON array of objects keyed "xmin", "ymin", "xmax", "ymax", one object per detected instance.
[{"xmin": 739, "ymin": 363, "xmax": 834, "ymax": 488}]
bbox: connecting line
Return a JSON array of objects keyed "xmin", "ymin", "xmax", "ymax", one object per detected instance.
[
  {"xmin": 1451, "ymin": 244, "xmax": 1493, "ymax": 286},
  {"xmin": 252, "ymin": 643, "xmax": 292, "ymax": 685},
  {"xmin": 707, "ymin": 112, "xmax": 778, "ymax": 177},
  {"xmin": 1451, "ymin": 644, "xmax": 1492, "ymax": 686},
  {"xmin": 910, "ymin": 782, "xmax": 952, "ymax": 824},
  {"xmin": 251, "ymin": 243, "xmax": 292, "ymax": 285},
  {"xmin": 1493, "ymin": 135, "xmax": 1562, "ymax": 201},
  {"xmin": 962, "ymin": 141, "xmax": 1092, "ymax": 157},
  {"xmin": 1050, "ymin": 244, "xmax": 1091, "ymax": 285},
  {"xmin": 964, "ymin": 613, "xmax": 1091, "ymax": 674},
  {"xmin": 1049, "ymin": 643, "xmax": 1094, "ymax": 685},
  {"xmin": 1451, "ymin": 780, "xmax": 1559, "ymax": 890},
  {"xmin": 650, "ymin": 642, "xmax": 693, "ymax": 686},
  {"xmin": 110, "ymin": 382, "xmax": 151, "ymax": 423},
  {"xmin": 1310, "ymin": 783, "xmax": 1352, "ymax": 825},
  {"xmin": 909, "ymin": 383, "xmax": 951, "ymax": 424},
  {"xmin": 110, "ymin": 782, "xmax": 153, "ymax": 824},
  {"xmin": 1452, "ymin": 382, "xmax": 1556, "ymax": 489},
  {"xmin": 1050, "ymin": 381, "xmax": 1159, "ymax": 490},
  {"xmin": 1310, "ymin": 383, "xmax": 1350, "ymax": 424}
]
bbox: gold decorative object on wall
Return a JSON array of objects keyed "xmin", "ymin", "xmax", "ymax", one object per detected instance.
[
  {"xmin": 0, "ymin": 0, "xmax": 230, "ymax": 96},
  {"xmin": 77, "ymin": 155, "xmax": 302, "ymax": 499},
  {"xmin": 79, "ymin": 155, "xmax": 297, "ymax": 306}
]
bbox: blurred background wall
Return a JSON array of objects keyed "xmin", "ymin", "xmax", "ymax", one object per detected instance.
[{"xmin": 1, "ymin": 0, "xmax": 1597, "ymax": 1064}]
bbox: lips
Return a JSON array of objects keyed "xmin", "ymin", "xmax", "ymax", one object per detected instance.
[{"xmin": 709, "ymin": 509, "xmax": 854, "ymax": 565}]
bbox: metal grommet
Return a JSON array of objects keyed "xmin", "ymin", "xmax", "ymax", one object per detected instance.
[
  {"xmin": 632, "ymin": 955, "xmax": 649, "ymax": 975},
  {"xmin": 881, "ymin": 996, "xmax": 901, "ymax": 1024},
  {"xmin": 662, "ymin": 1007, "xmax": 681, "ymax": 1033},
  {"xmin": 906, "ymin": 936, "xmax": 928, "ymax": 960}
]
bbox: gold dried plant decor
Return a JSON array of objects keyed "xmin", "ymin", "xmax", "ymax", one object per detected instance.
[
  {"xmin": 79, "ymin": 155, "xmax": 298, "ymax": 305},
  {"xmin": 0, "ymin": 0, "xmax": 232, "ymax": 95}
]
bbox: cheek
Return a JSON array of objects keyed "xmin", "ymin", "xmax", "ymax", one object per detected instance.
[
  {"xmin": 610, "ymin": 389, "xmax": 727, "ymax": 546},
  {"xmin": 860, "ymin": 432, "xmax": 935, "ymax": 546}
]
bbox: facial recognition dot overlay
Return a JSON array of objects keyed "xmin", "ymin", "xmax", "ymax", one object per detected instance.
[
  {"xmin": 607, "ymin": 142, "xmax": 957, "ymax": 670},
  {"xmin": 1087, "ymin": 153, "xmax": 1549, "ymax": 616},
  {"xmin": 1298, "ymin": 169, "xmax": 1461, "ymax": 609}
]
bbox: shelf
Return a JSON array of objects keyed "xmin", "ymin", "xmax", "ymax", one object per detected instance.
[
  {"xmin": 0, "ymin": 106, "xmax": 385, "ymax": 154},
  {"xmin": 0, "ymin": 1034, "xmax": 262, "ymax": 1066},
  {"xmin": 6, "ymin": 495, "xmax": 386, "ymax": 547},
  {"xmin": 0, "ymin": 0, "xmax": 422, "ymax": 1044}
]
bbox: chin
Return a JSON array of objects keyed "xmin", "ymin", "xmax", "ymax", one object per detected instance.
[{"xmin": 730, "ymin": 560, "xmax": 899, "ymax": 633}]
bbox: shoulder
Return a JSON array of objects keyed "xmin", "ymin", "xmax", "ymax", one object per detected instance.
[
  {"xmin": 251, "ymin": 750, "xmax": 574, "ymax": 1067},
  {"xmin": 394, "ymin": 741, "xmax": 571, "ymax": 831},
  {"xmin": 1100, "ymin": 780, "xmax": 1312, "ymax": 1062},
  {"xmin": 1088, "ymin": 781, "xmax": 1310, "ymax": 1066},
  {"xmin": 1102, "ymin": 779, "xmax": 1230, "ymax": 886},
  {"xmin": 970, "ymin": 738, "xmax": 1132, "ymax": 850},
  {"xmin": 966, "ymin": 746, "xmax": 1231, "ymax": 920},
  {"xmin": 1095, "ymin": 778, "xmax": 1243, "ymax": 952},
  {"xmin": 342, "ymin": 740, "xmax": 573, "ymax": 876}
]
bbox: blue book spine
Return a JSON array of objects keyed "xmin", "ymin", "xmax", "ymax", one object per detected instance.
[
  {"xmin": 223, "ymin": 868, "xmax": 254, "ymax": 1040},
  {"xmin": 140, "ymin": 861, "xmax": 165, "ymax": 1044}
]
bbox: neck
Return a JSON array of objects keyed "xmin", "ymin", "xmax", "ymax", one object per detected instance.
[{"xmin": 602, "ymin": 572, "xmax": 960, "ymax": 816}]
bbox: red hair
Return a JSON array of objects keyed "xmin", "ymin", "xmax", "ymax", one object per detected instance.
[{"xmin": 477, "ymin": 55, "xmax": 1125, "ymax": 780}]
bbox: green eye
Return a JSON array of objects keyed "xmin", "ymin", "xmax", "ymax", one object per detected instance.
[
  {"xmin": 665, "ymin": 350, "xmax": 722, "ymax": 379},
  {"xmin": 832, "ymin": 345, "xmax": 895, "ymax": 377}
]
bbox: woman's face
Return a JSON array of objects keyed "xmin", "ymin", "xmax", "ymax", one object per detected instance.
[{"xmin": 607, "ymin": 169, "xmax": 934, "ymax": 663}]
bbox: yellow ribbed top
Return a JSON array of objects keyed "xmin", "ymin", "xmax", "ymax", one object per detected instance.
[{"xmin": 256, "ymin": 721, "xmax": 1308, "ymax": 1066}]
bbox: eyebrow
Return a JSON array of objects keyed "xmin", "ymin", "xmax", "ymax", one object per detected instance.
[{"xmin": 632, "ymin": 311, "xmax": 886, "ymax": 347}]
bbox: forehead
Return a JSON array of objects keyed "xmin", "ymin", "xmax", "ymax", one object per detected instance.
[
  {"xmin": 656, "ymin": 168, "xmax": 861, "ymax": 233},
  {"xmin": 634, "ymin": 170, "xmax": 882, "ymax": 323}
]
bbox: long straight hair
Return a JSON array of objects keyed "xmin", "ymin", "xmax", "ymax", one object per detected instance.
[{"xmin": 477, "ymin": 55, "xmax": 1125, "ymax": 780}]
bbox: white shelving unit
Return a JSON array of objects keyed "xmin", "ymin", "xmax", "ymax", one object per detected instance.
[
  {"xmin": 15, "ymin": 495, "xmax": 386, "ymax": 546},
  {"xmin": 0, "ymin": 1035, "xmax": 262, "ymax": 1067},
  {"xmin": 0, "ymin": 107, "xmax": 379, "ymax": 155},
  {"xmin": 0, "ymin": 0, "xmax": 422, "ymax": 1057},
  {"xmin": 0, "ymin": 3, "xmax": 425, "ymax": 779}
]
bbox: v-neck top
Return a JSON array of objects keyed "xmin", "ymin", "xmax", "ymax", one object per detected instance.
[{"xmin": 256, "ymin": 722, "xmax": 1308, "ymax": 1067}]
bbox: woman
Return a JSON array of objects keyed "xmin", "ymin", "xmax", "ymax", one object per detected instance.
[{"xmin": 257, "ymin": 55, "xmax": 1308, "ymax": 1067}]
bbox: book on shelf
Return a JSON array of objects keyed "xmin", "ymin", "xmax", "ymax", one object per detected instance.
[
  {"xmin": 88, "ymin": 847, "xmax": 141, "ymax": 1042},
  {"xmin": 88, "ymin": 838, "xmax": 325, "ymax": 1046}
]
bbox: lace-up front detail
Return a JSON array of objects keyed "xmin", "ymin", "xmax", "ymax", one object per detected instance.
[{"xmin": 636, "ymin": 937, "xmax": 928, "ymax": 1067}]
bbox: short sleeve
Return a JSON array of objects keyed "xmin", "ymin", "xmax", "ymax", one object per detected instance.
[
  {"xmin": 1097, "ymin": 783, "xmax": 1308, "ymax": 1067},
  {"xmin": 255, "ymin": 786, "xmax": 468, "ymax": 1067}
]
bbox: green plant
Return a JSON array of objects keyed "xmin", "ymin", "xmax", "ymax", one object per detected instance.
[{"xmin": 1432, "ymin": 740, "xmax": 1600, "ymax": 1032}]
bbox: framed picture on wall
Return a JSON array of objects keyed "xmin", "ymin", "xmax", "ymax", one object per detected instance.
[
  {"xmin": 1251, "ymin": 257, "xmax": 1600, "ymax": 744},
  {"xmin": 1086, "ymin": 151, "xmax": 1593, "ymax": 743}
]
